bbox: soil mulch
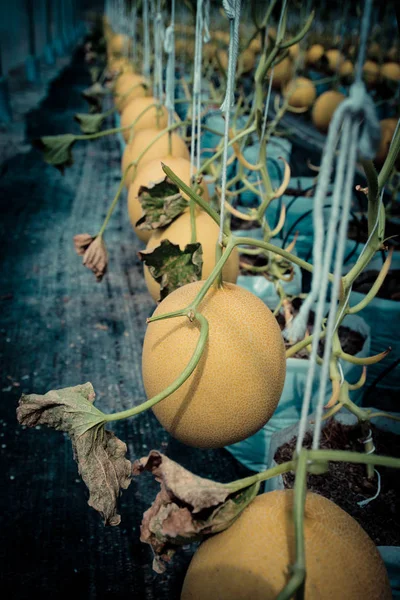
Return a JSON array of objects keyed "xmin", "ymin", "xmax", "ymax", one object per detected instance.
[{"xmin": 275, "ymin": 419, "xmax": 400, "ymax": 545}]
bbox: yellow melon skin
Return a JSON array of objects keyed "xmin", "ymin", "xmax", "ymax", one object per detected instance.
[
  {"xmin": 283, "ymin": 77, "xmax": 316, "ymax": 109},
  {"xmin": 108, "ymin": 33, "xmax": 131, "ymax": 56},
  {"xmin": 312, "ymin": 90, "xmax": 345, "ymax": 133},
  {"xmin": 122, "ymin": 129, "xmax": 190, "ymax": 187},
  {"xmin": 120, "ymin": 97, "xmax": 168, "ymax": 142},
  {"xmin": 339, "ymin": 60, "xmax": 354, "ymax": 78},
  {"xmin": 325, "ymin": 49, "xmax": 344, "ymax": 72},
  {"xmin": 238, "ymin": 49, "xmax": 256, "ymax": 73},
  {"xmin": 113, "ymin": 73, "xmax": 148, "ymax": 112},
  {"xmin": 306, "ymin": 43, "xmax": 324, "ymax": 66},
  {"xmin": 143, "ymin": 210, "xmax": 238, "ymax": 302},
  {"xmin": 269, "ymin": 57, "xmax": 293, "ymax": 90},
  {"xmin": 381, "ymin": 62, "xmax": 400, "ymax": 82},
  {"xmin": 181, "ymin": 490, "xmax": 391, "ymax": 600},
  {"xmin": 142, "ymin": 281, "xmax": 285, "ymax": 448},
  {"xmin": 363, "ymin": 60, "xmax": 379, "ymax": 86},
  {"xmin": 128, "ymin": 157, "xmax": 210, "ymax": 242},
  {"xmin": 375, "ymin": 118, "xmax": 399, "ymax": 164}
]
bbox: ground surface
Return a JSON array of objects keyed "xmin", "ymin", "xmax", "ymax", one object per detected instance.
[{"xmin": 0, "ymin": 47, "xmax": 252, "ymax": 599}]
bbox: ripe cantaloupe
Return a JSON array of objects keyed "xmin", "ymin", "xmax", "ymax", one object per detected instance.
[
  {"xmin": 108, "ymin": 33, "xmax": 131, "ymax": 56},
  {"xmin": 339, "ymin": 60, "xmax": 354, "ymax": 78},
  {"xmin": 121, "ymin": 129, "xmax": 190, "ymax": 186},
  {"xmin": 142, "ymin": 280, "xmax": 285, "ymax": 447},
  {"xmin": 113, "ymin": 72, "xmax": 147, "ymax": 112},
  {"xmin": 288, "ymin": 42, "xmax": 300, "ymax": 60},
  {"xmin": 363, "ymin": 60, "xmax": 379, "ymax": 85},
  {"xmin": 238, "ymin": 48, "xmax": 256, "ymax": 73},
  {"xmin": 143, "ymin": 210, "xmax": 238, "ymax": 302},
  {"xmin": 306, "ymin": 43, "xmax": 324, "ymax": 66},
  {"xmin": 120, "ymin": 97, "xmax": 168, "ymax": 142},
  {"xmin": 181, "ymin": 490, "xmax": 391, "ymax": 599},
  {"xmin": 312, "ymin": 90, "xmax": 345, "ymax": 133},
  {"xmin": 269, "ymin": 57, "xmax": 293, "ymax": 90},
  {"xmin": 381, "ymin": 62, "xmax": 400, "ymax": 83},
  {"xmin": 375, "ymin": 118, "xmax": 399, "ymax": 164},
  {"xmin": 283, "ymin": 77, "xmax": 316, "ymax": 109},
  {"xmin": 325, "ymin": 49, "xmax": 344, "ymax": 72},
  {"xmin": 249, "ymin": 36, "xmax": 262, "ymax": 54},
  {"xmin": 127, "ymin": 157, "xmax": 209, "ymax": 242}
]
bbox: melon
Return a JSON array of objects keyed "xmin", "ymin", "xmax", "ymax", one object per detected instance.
[
  {"xmin": 143, "ymin": 210, "xmax": 238, "ymax": 302},
  {"xmin": 127, "ymin": 157, "xmax": 209, "ymax": 242},
  {"xmin": 142, "ymin": 280, "xmax": 285, "ymax": 447},
  {"xmin": 283, "ymin": 77, "xmax": 316, "ymax": 109},
  {"xmin": 120, "ymin": 97, "xmax": 168, "ymax": 142},
  {"xmin": 381, "ymin": 62, "xmax": 400, "ymax": 83},
  {"xmin": 181, "ymin": 490, "xmax": 391, "ymax": 599},
  {"xmin": 122, "ymin": 128, "xmax": 190, "ymax": 186},
  {"xmin": 113, "ymin": 72, "xmax": 147, "ymax": 112},
  {"xmin": 312, "ymin": 90, "xmax": 345, "ymax": 133}
]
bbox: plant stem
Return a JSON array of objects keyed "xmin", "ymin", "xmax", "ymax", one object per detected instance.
[
  {"xmin": 378, "ymin": 123, "xmax": 400, "ymax": 192},
  {"xmin": 308, "ymin": 449, "xmax": 400, "ymax": 469},
  {"xmin": 103, "ymin": 312, "xmax": 209, "ymax": 422},
  {"xmin": 226, "ymin": 460, "xmax": 295, "ymax": 493},
  {"xmin": 98, "ymin": 173, "xmax": 127, "ymax": 236},
  {"xmin": 277, "ymin": 450, "xmax": 307, "ymax": 600}
]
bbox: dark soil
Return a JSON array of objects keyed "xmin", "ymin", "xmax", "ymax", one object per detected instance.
[
  {"xmin": 274, "ymin": 420, "xmax": 400, "ymax": 545},
  {"xmin": 353, "ymin": 269, "xmax": 400, "ymax": 301},
  {"xmin": 276, "ymin": 298, "xmax": 366, "ymax": 358},
  {"xmin": 230, "ymin": 213, "xmax": 259, "ymax": 231}
]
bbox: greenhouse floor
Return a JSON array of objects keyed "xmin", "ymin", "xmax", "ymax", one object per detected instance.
[{"xmin": 0, "ymin": 46, "xmax": 252, "ymax": 599}]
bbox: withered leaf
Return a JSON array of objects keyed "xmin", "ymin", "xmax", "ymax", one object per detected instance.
[
  {"xmin": 138, "ymin": 239, "xmax": 203, "ymax": 301},
  {"xmin": 89, "ymin": 66, "xmax": 101, "ymax": 83},
  {"xmin": 75, "ymin": 235, "xmax": 108, "ymax": 282},
  {"xmin": 136, "ymin": 176, "xmax": 187, "ymax": 231},
  {"xmin": 74, "ymin": 112, "xmax": 106, "ymax": 135},
  {"xmin": 17, "ymin": 383, "xmax": 131, "ymax": 525},
  {"xmin": 82, "ymin": 82, "xmax": 109, "ymax": 112},
  {"xmin": 32, "ymin": 134, "xmax": 76, "ymax": 173},
  {"xmin": 73, "ymin": 233, "xmax": 95, "ymax": 256},
  {"xmin": 133, "ymin": 451, "xmax": 260, "ymax": 572}
]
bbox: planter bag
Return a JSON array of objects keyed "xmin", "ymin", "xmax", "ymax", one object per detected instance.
[
  {"xmin": 200, "ymin": 111, "xmax": 247, "ymax": 179},
  {"xmin": 267, "ymin": 176, "xmax": 361, "ymax": 264},
  {"xmin": 237, "ymin": 137, "xmax": 292, "ymax": 207},
  {"xmin": 346, "ymin": 254, "xmax": 400, "ymax": 391},
  {"xmin": 265, "ymin": 409, "xmax": 400, "ymax": 598},
  {"xmin": 225, "ymin": 312, "xmax": 370, "ymax": 473},
  {"xmin": 308, "ymin": 69, "xmax": 331, "ymax": 97},
  {"xmin": 235, "ymin": 236, "xmax": 302, "ymax": 310}
]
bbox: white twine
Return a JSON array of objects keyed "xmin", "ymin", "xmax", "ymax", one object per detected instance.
[
  {"xmin": 164, "ymin": 0, "xmax": 176, "ymax": 127},
  {"xmin": 153, "ymin": 0, "xmax": 164, "ymax": 101},
  {"xmin": 218, "ymin": 0, "xmax": 241, "ymax": 245},
  {"xmin": 259, "ymin": 0, "xmax": 287, "ymax": 149},
  {"xmin": 357, "ymin": 470, "xmax": 381, "ymax": 507},
  {"xmin": 143, "ymin": 0, "xmax": 151, "ymax": 80},
  {"xmin": 190, "ymin": 0, "xmax": 205, "ymax": 180},
  {"xmin": 293, "ymin": 0, "xmax": 380, "ymax": 453}
]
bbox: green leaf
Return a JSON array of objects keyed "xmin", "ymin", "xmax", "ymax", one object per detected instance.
[
  {"xmin": 32, "ymin": 134, "xmax": 76, "ymax": 173},
  {"xmin": 17, "ymin": 383, "xmax": 132, "ymax": 525},
  {"xmin": 82, "ymin": 82, "xmax": 109, "ymax": 113},
  {"xmin": 133, "ymin": 451, "xmax": 260, "ymax": 573},
  {"xmin": 139, "ymin": 239, "xmax": 203, "ymax": 301},
  {"xmin": 74, "ymin": 112, "xmax": 106, "ymax": 134},
  {"xmin": 136, "ymin": 176, "xmax": 187, "ymax": 231}
]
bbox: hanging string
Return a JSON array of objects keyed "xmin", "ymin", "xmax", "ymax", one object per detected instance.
[
  {"xmin": 259, "ymin": 0, "xmax": 287, "ymax": 149},
  {"xmin": 153, "ymin": 0, "xmax": 164, "ymax": 101},
  {"xmin": 190, "ymin": 0, "xmax": 205, "ymax": 180},
  {"xmin": 196, "ymin": 0, "xmax": 211, "ymax": 173},
  {"xmin": 164, "ymin": 0, "xmax": 176, "ymax": 127},
  {"xmin": 143, "ymin": 0, "xmax": 151, "ymax": 80},
  {"xmin": 218, "ymin": 0, "xmax": 242, "ymax": 245},
  {"xmin": 292, "ymin": 0, "xmax": 380, "ymax": 454}
]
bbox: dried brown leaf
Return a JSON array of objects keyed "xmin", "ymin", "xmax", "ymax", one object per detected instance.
[
  {"xmin": 17, "ymin": 383, "xmax": 131, "ymax": 525},
  {"xmin": 133, "ymin": 451, "xmax": 259, "ymax": 572},
  {"xmin": 74, "ymin": 233, "xmax": 95, "ymax": 256},
  {"xmin": 76, "ymin": 235, "xmax": 108, "ymax": 281}
]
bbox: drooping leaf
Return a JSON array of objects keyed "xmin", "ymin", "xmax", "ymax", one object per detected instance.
[
  {"xmin": 138, "ymin": 239, "xmax": 203, "ymax": 301},
  {"xmin": 82, "ymin": 82, "xmax": 109, "ymax": 112},
  {"xmin": 133, "ymin": 451, "xmax": 260, "ymax": 572},
  {"xmin": 75, "ymin": 235, "xmax": 108, "ymax": 282},
  {"xmin": 136, "ymin": 176, "xmax": 187, "ymax": 231},
  {"xmin": 32, "ymin": 134, "xmax": 76, "ymax": 173},
  {"xmin": 74, "ymin": 112, "xmax": 106, "ymax": 134},
  {"xmin": 17, "ymin": 383, "xmax": 131, "ymax": 525}
]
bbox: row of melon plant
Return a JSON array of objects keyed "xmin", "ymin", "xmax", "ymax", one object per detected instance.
[{"xmin": 20, "ymin": 2, "xmax": 400, "ymax": 598}]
